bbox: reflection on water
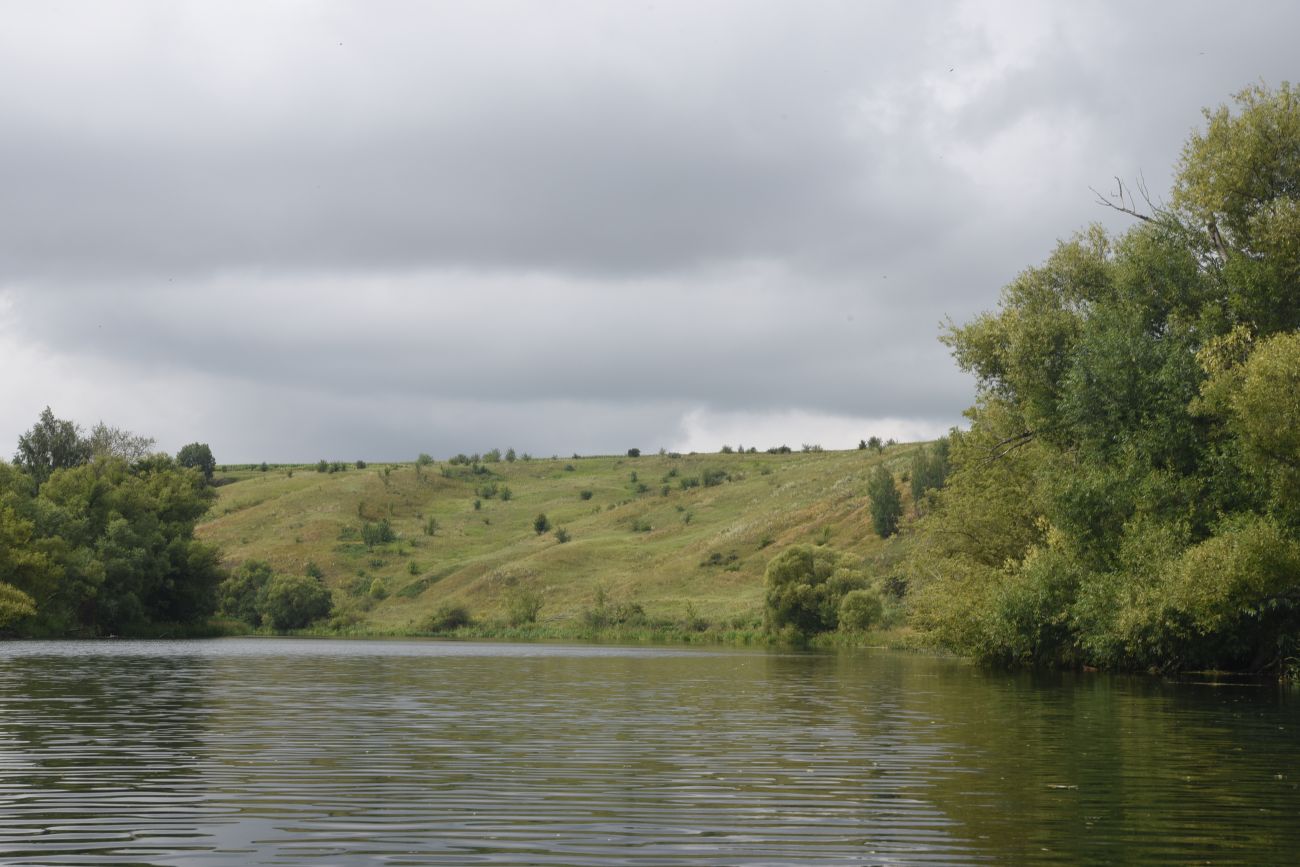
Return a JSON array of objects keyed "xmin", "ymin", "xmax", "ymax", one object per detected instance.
[{"xmin": 0, "ymin": 638, "xmax": 1296, "ymax": 864}]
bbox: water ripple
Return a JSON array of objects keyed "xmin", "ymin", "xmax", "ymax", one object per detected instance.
[{"xmin": 1, "ymin": 639, "xmax": 1297, "ymax": 864}]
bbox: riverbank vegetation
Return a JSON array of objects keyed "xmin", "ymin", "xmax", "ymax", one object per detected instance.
[
  {"xmin": 0, "ymin": 410, "xmax": 224, "ymax": 635},
  {"xmin": 905, "ymin": 83, "xmax": 1300, "ymax": 674}
]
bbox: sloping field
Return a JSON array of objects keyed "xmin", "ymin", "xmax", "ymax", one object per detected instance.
[{"xmin": 197, "ymin": 446, "xmax": 921, "ymax": 632}]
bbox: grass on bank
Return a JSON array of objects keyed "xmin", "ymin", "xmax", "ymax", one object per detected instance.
[{"xmin": 198, "ymin": 445, "xmax": 924, "ymax": 641}]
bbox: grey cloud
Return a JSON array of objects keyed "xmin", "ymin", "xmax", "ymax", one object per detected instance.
[{"xmin": 1, "ymin": 1, "xmax": 1297, "ymax": 460}]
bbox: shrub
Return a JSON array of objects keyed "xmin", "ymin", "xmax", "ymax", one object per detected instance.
[
  {"xmin": 423, "ymin": 516, "xmax": 439, "ymax": 536},
  {"xmin": 839, "ymin": 589, "xmax": 884, "ymax": 632},
  {"xmin": 261, "ymin": 574, "xmax": 333, "ymax": 630},
  {"xmin": 369, "ymin": 578, "xmax": 389, "ymax": 599},
  {"xmin": 426, "ymin": 603, "xmax": 471, "ymax": 631},
  {"xmin": 764, "ymin": 545, "xmax": 868, "ymax": 635},
  {"xmin": 627, "ymin": 448, "xmax": 641, "ymax": 457},
  {"xmin": 499, "ymin": 486, "xmax": 513, "ymax": 501},
  {"xmin": 355, "ymin": 459, "xmax": 367, "ymax": 469},
  {"xmin": 579, "ymin": 489, "xmax": 593, "ymax": 500},
  {"xmin": 259, "ymin": 462, "xmax": 268, "ymax": 472},
  {"xmin": 720, "ymin": 445, "xmax": 734, "ymax": 454},
  {"xmin": 533, "ymin": 513, "xmax": 551, "ymax": 534},
  {"xmin": 316, "ymin": 459, "xmax": 329, "ymax": 472},
  {"xmin": 631, "ymin": 519, "xmax": 652, "ymax": 533},
  {"xmin": 505, "ymin": 448, "xmax": 517, "ymax": 462},
  {"xmin": 483, "ymin": 448, "xmax": 502, "ymax": 463},
  {"xmin": 554, "ymin": 527, "xmax": 570, "ymax": 543},
  {"xmin": 506, "ymin": 589, "xmax": 543, "ymax": 626},
  {"xmin": 407, "ymin": 560, "xmax": 420, "ymax": 576},
  {"xmin": 767, "ymin": 445, "xmax": 792, "ymax": 454},
  {"xmin": 679, "ymin": 476, "xmax": 700, "ymax": 490},
  {"xmin": 217, "ymin": 560, "xmax": 274, "ymax": 626},
  {"xmin": 563, "ymin": 463, "xmax": 576, "ymax": 472},
  {"xmin": 362, "ymin": 519, "xmax": 396, "ymax": 549},
  {"xmin": 304, "ymin": 561, "xmax": 324, "ymax": 580},
  {"xmin": 701, "ymin": 467, "xmax": 728, "ymax": 487}
]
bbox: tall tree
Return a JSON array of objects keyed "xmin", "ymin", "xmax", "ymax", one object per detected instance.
[
  {"xmin": 867, "ymin": 465, "xmax": 902, "ymax": 538},
  {"xmin": 14, "ymin": 407, "xmax": 91, "ymax": 484},
  {"xmin": 908, "ymin": 83, "xmax": 1300, "ymax": 672},
  {"xmin": 177, "ymin": 442, "xmax": 216, "ymax": 482}
]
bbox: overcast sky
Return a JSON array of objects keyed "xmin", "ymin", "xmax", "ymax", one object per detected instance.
[{"xmin": 2, "ymin": 1, "xmax": 1296, "ymax": 462}]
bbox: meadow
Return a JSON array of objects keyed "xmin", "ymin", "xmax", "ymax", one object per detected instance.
[{"xmin": 197, "ymin": 446, "xmax": 922, "ymax": 640}]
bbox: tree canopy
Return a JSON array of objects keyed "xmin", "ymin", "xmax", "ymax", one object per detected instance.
[
  {"xmin": 907, "ymin": 83, "xmax": 1300, "ymax": 673},
  {"xmin": 1, "ymin": 410, "xmax": 224, "ymax": 636}
]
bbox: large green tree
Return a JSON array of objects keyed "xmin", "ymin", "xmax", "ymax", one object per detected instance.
[
  {"xmin": 908, "ymin": 83, "xmax": 1300, "ymax": 673},
  {"xmin": 2, "ymin": 412, "xmax": 225, "ymax": 636}
]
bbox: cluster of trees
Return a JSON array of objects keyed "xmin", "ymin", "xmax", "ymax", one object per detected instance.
[
  {"xmin": 1, "ymin": 409, "xmax": 223, "ymax": 635},
  {"xmin": 907, "ymin": 84, "xmax": 1300, "ymax": 673},
  {"xmin": 217, "ymin": 560, "xmax": 333, "ymax": 630},
  {"xmin": 763, "ymin": 545, "xmax": 885, "ymax": 638}
]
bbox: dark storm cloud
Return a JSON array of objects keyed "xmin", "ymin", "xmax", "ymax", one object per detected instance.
[{"xmin": 2, "ymin": 1, "xmax": 1298, "ymax": 459}]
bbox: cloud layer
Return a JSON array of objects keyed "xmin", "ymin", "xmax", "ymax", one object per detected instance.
[{"xmin": 2, "ymin": 1, "xmax": 1297, "ymax": 460}]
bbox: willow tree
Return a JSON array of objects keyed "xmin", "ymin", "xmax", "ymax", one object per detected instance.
[{"xmin": 908, "ymin": 83, "xmax": 1300, "ymax": 672}]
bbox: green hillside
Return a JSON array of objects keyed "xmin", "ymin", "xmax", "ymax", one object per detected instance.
[{"xmin": 197, "ymin": 447, "xmax": 922, "ymax": 636}]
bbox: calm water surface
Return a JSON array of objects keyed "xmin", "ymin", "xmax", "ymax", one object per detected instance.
[{"xmin": 0, "ymin": 638, "xmax": 1296, "ymax": 865}]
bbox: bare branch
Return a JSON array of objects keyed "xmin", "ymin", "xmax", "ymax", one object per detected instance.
[{"xmin": 1090, "ymin": 177, "xmax": 1154, "ymax": 223}]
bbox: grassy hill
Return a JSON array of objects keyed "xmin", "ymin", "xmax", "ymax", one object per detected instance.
[{"xmin": 197, "ymin": 446, "xmax": 923, "ymax": 638}]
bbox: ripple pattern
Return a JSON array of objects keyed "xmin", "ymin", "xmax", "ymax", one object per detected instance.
[{"xmin": 1, "ymin": 639, "xmax": 1297, "ymax": 864}]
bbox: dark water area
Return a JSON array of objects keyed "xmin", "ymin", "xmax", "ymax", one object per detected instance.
[{"xmin": 0, "ymin": 639, "xmax": 1296, "ymax": 865}]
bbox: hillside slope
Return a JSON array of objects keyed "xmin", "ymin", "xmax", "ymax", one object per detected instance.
[{"xmin": 197, "ymin": 447, "xmax": 922, "ymax": 633}]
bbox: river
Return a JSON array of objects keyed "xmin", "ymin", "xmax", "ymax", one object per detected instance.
[{"xmin": 0, "ymin": 638, "xmax": 1296, "ymax": 864}]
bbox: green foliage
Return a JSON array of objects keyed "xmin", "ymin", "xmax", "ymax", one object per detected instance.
[
  {"xmin": 0, "ymin": 581, "xmax": 37, "ymax": 628},
  {"xmin": 867, "ymin": 465, "xmax": 902, "ymax": 538},
  {"xmin": 355, "ymin": 459, "xmax": 367, "ymax": 469},
  {"xmin": 554, "ymin": 527, "xmax": 570, "ymax": 543},
  {"xmin": 261, "ymin": 573, "xmax": 333, "ymax": 630},
  {"xmin": 533, "ymin": 513, "xmax": 551, "ymax": 534},
  {"xmin": 627, "ymin": 448, "xmax": 641, "ymax": 457},
  {"xmin": 909, "ymin": 84, "xmax": 1300, "ymax": 673},
  {"xmin": 423, "ymin": 516, "xmax": 439, "ymax": 536},
  {"xmin": 426, "ymin": 603, "xmax": 471, "ymax": 631},
  {"xmin": 505, "ymin": 588, "xmax": 543, "ymax": 626},
  {"xmin": 838, "ymin": 589, "xmax": 884, "ymax": 632},
  {"xmin": 217, "ymin": 560, "xmax": 274, "ymax": 626},
  {"xmin": 505, "ymin": 448, "xmax": 516, "ymax": 462},
  {"xmin": 483, "ymin": 448, "xmax": 502, "ymax": 463},
  {"xmin": 764, "ymin": 545, "xmax": 868, "ymax": 636},
  {"xmin": 0, "ymin": 449, "xmax": 223, "ymax": 635},
  {"xmin": 15, "ymin": 408, "xmax": 92, "ymax": 484},
  {"xmin": 579, "ymin": 489, "xmax": 593, "ymax": 500},
  {"xmin": 909, "ymin": 438, "xmax": 951, "ymax": 512},
  {"xmin": 361, "ymin": 519, "xmax": 395, "ymax": 549}
]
